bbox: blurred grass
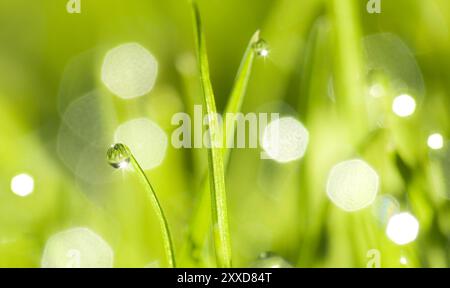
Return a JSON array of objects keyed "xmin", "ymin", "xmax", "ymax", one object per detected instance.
[{"xmin": 0, "ymin": 0, "xmax": 449, "ymax": 267}]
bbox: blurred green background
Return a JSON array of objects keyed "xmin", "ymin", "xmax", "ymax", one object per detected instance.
[{"xmin": 0, "ymin": 0, "xmax": 449, "ymax": 268}]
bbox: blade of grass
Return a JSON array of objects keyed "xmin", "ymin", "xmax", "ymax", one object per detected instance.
[
  {"xmin": 223, "ymin": 30, "xmax": 260, "ymax": 160},
  {"xmin": 330, "ymin": 0, "xmax": 367, "ymax": 144},
  {"xmin": 180, "ymin": 30, "xmax": 261, "ymax": 267},
  {"xmin": 107, "ymin": 143, "xmax": 176, "ymax": 268},
  {"xmin": 247, "ymin": 0, "xmax": 322, "ymax": 107},
  {"xmin": 296, "ymin": 17, "xmax": 332, "ymax": 267},
  {"xmin": 189, "ymin": 0, "xmax": 231, "ymax": 268}
]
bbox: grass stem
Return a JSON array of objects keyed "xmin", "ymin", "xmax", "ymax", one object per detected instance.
[
  {"xmin": 107, "ymin": 143, "xmax": 176, "ymax": 268},
  {"xmin": 189, "ymin": 0, "xmax": 232, "ymax": 268}
]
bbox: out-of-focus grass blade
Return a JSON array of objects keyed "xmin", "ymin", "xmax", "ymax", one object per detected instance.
[
  {"xmin": 189, "ymin": 0, "xmax": 231, "ymax": 268},
  {"xmin": 295, "ymin": 17, "xmax": 332, "ymax": 267},
  {"xmin": 330, "ymin": 0, "xmax": 367, "ymax": 144}
]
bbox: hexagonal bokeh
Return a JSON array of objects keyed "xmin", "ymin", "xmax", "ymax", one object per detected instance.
[
  {"xmin": 41, "ymin": 227, "xmax": 113, "ymax": 268},
  {"xmin": 327, "ymin": 159, "xmax": 379, "ymax": 212}
]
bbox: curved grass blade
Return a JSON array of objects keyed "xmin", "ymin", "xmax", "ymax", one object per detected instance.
[
  {"xmin": 189, "ymin": 0, "xmax": 231, "ymax": 268},
  {"xmin": 180, "ymin": 29, "xmax": 261, "ymax": 267},
  {"xmin": 107, "ymin": 143, "xmax": 176, "ymax": 268},
  {"xmin": 223, "ymin": 30, "xmax": 260, "ymax": 160}
]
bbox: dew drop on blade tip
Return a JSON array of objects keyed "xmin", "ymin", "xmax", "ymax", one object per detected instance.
[
  {"xmin": 253, "ymin": 39, "xmax": 270, "ymax": 58},
  {"xmin": 107, "ymin": 143, "xmax": 131, "ymax": 169}
]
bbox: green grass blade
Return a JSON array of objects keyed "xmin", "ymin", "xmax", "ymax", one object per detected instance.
[
  {"xmin": 223, "ymin": 30, "xmax": 260, "ymax": 161},
  {"xmin": 189, "ymin": 0, "xmax": 231, "ymax": 268},
  {"xmin": 330, "ymin": 0, "xmax": 367, "ymax": 144},
  {"xmin": 107, "ymin": 144, "xmax": 176, "ymax": 268},
  {"xmin": 180, "ymin": 29, "xmax": 261, "ymax": 267},
  {"xmin": 180, "ymin": 31, "xmax": 260, "ymax": 266}
]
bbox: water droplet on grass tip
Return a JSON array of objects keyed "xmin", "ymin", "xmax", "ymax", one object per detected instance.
[
  {"xmin": 253, "ymin": 39, "xmax": 270, "ymax": 58},
  {"xmin": 107, "ymin": 143, "xmax": 131, "ymax": 169}
]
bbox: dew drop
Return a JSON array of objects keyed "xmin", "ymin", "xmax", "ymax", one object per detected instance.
[
  {"xmin": 253, "ymin": 39, "xmax": 270, "ymax": 58},
  {"xmin": 106, "ymin": 143, "xmax": 131, "ymax": 169}
]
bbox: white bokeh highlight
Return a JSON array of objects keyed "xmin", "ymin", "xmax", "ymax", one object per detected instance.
[
  {"xmin": 10, "ymin": 173, "xmax": 34, "ymax": 197},
  {"xmin": 400, "ymin": 257, "xmax": 408, "ymax": 265},
  {"xmin": 327, "ymin": 159, "xmax": 379, "ymax": 212},
  {"xmin": 41, "ymin": 227, "xmax": 113, "ymax": 268},
  {"xmin": 386, "ymin": 212, "xmax": 419, "ymax": 245},
  {"xmin": 392, "ymin": 94, "xmax": 416, "ymax": 117},
  {"xmin": 114, "ymin": 118, "xmax": 168, "ymax": 170},
  {"xmin": 101, "ymin": 43, "xmax": 158, "ymax": 99},
  {"xmin": 261, "ymin": 117, "xmax": 309, "ymax": 163},
  {"xmin": 369, "ymin": 84, "xmax": 384, "ymax": 98},
  {"xmin": 427, "ymin": 133, "xmax": 444, "ymax": 150},
  {"xmin": 259, "ymin": 49, "xmax": 269, "ymax": 58}
]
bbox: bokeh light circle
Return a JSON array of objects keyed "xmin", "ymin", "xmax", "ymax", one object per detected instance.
[
  {"xmin": 392, "ymin": 94, "xmax": 416, "ymax": 117},
  {"xmin": 41, "ymin": 227, "xmax": 113, "ymax": 268},
  {"xmin": 262, "ymin": 117, "xmax": 309, "ymax": 163},
  {"xmin": 10, "ymin": 173, "xmax": 34, "ymax": 197},
  {"xmin": 386, "ymin": 212, "xmax": 419, "ymax": 245},
  {"xmin": 427, "ymin": 133, "xmax": 444, "ymax": 150},
  {"xmin": 114, "ymin": 118, "xmax": 168, "ymax": 170},
  {"xmin": 101, "ymin": 43, "xmax": 158, "ymax": 99},
  {"xmin": 327, "ymin": 159, "xmax": 379, "ymax": 212}
]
